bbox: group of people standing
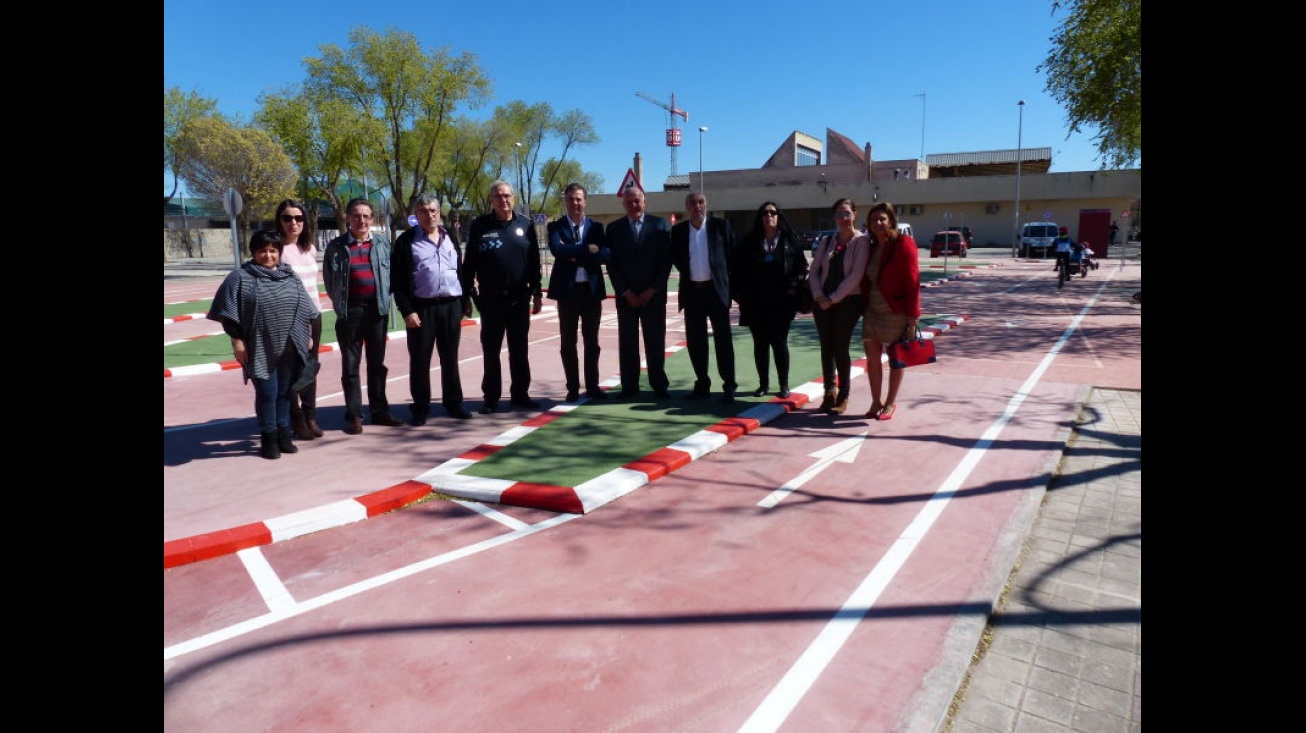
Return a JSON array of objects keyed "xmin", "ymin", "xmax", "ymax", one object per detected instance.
[{"xmin": 206, "ymin": 183, "xmax": 921, "ymax": 460}]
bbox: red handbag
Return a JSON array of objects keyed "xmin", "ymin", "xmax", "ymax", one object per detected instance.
[{"xmin": 886, "ymin": 329, "xmax": 937, "ymax": 369}]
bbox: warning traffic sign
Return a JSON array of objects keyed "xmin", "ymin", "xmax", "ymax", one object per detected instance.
[{"xmin": 616, "ymin": 168, "xmax": 643, "ymax": 197}]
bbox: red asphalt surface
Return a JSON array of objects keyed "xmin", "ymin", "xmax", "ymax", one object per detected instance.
[{"xmin": 164, "ymin": 255, "xmax": 1141, "ymax": 732}]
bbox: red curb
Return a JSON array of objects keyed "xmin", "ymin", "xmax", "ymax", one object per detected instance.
[
  {"xmin": 500, "ymin": 482, "xmax": 586, "ymax": 514},
  {"xmin": 458, "ymin": 444, "xmax": 504, "ymax": 461},
  {"xmin": 164, "ymin": 522, "xmax": 273, "ymax": 570},
  {"xmin": 625, "ymin": 447, "xmax": 693, "ymax": 481},
  {"xmin": 360, "ymin": 480, "xmax": 436, "ymax": 516}
]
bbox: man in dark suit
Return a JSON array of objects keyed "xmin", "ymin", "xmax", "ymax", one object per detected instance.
[
  {"xmin": 671, "ymin": 191, "xmax": 738, "ymax": 403},
  {"xmin": 546, "ymin": 183, "xmax": 610, "ymax": 403},
  {"xmin": 606, "ymin": 186, "xmax": 673, "ymax": 399},
  {"xmin": 461, "ymin": 180, "xmax": 544, "ymax": 414}
]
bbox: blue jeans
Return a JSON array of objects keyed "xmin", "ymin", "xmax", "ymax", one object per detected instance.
[{"xmin": 253, "ymin": 346, "xmax": 299, "ymax": 433}]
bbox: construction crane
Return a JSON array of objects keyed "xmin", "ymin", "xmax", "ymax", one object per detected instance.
[{"xmin": 635, "ymin": 91, "xmax": 689, "ymax": 176}]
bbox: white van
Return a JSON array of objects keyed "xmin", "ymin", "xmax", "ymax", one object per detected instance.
[
  {"xmin": 897, "ymin": 223, "xmax": 914, "ymax": 240},
  {"xmin": 1020, "ymin": 222, "xmax": 1059, "ymax": 258}
]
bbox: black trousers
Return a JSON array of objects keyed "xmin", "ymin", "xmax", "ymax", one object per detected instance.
[
  {"xmin": 812, "ymin": 296, "xmax": 861, "ymax": 394},
  {"xmin": 747, "ymin": 305, "xmax": 795, "ymax": 387},
  {"xmin": 406, "ymin": 296, "xmax": 465, "ymax": 416},
  {"xmin": 615, "ymin": 293, "xmax": 669, "ymax": 393},
  {"xmin": 556, "ymin": 290, "xmax": 604, "ymax": 394},
  {"xmin": 478, "ymin": 301, "xmax": 532, "ymax": 404},
  {"xmin": 335, "ymin": 300, "xmax": 391, "ymax": 419},
  {"xmin": 682, "ymin": 283, "xmax": 736, "ymax": 393}
]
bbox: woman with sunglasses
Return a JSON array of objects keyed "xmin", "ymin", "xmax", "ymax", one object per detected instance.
[
  {"xmin": 275, "ymin": 199, "xmax": 325, "ymax": 439},
  {"xmin": 735, "ymin": 201, "xmax": 809, "ymax": 398},
  {"xmin": 806, "ymin": 198, "xmax": 869, "ymax": 414}
]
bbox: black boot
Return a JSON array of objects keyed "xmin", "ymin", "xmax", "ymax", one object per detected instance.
[
  {"xmin": 831, "ymin": 389, "xmax": 850, "ymax": 415},
  {"xmin": 276, "ymin": 426, "xmax": 299, "ymax": 454},
  {"xmin": 290, "ymin": 403, "xmax": 313, "ymax": 441},
  {"xmin": 259, "ymin": 431, "xmax": 281, "ymax": 460},
  {"xmin": 300, "ymin": 382, "xmax": 324, "ymax": 437},
  {"xmin": 817, "ymin": 389, "xmax": 835, "ymax": 413}
]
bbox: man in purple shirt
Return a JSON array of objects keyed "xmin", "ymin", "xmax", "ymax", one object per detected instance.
[{"xmin": 392, "ymin": 194, "xmax": 474, "ymax": 422}]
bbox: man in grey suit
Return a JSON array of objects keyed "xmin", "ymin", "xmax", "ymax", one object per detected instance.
[
  {"xmin": 606, "ymin": 186, "xmax": 673, "ymax": 399},
  {"xmin": 671, "ymin": 191, "xmax": 738, "ymax": 403}
]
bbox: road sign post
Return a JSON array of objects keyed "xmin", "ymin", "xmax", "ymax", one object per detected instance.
[{"xmin": 222, "ymin": 188, "xmax": 243, "ymax": 269}]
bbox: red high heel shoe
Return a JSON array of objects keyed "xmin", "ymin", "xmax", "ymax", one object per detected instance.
[{"xmin": 878, "ymin": 404, "xmax": 897, "ymax": 421}]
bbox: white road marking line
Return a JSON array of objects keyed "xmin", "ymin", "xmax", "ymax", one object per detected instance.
[
  {"xmin": 738, "ymin": 284, "xmax": 1105, "ymax": 732},
  {"xmin": 236, "ymin": 547, "xmax": 297, "ymax": 613}
]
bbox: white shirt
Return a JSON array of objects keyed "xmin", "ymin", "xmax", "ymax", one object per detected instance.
[{"xmin": 688, "ymin": 221, "xmax": 711, "ymax": 282}]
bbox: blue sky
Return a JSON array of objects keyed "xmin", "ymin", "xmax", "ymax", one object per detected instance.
[{"xmin": 164, "ymin": 0, "xmax": 1122, "ymax": 198}]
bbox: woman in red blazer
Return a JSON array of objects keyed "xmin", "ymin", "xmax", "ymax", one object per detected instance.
[{"xmin": 860, "ymin": 202, "xmax": 921, "ymax": 420}]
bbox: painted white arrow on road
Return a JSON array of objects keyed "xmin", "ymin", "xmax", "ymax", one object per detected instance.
[{"xmin": 756, "ymin": 431, "xmax": 868, "ymax": 508}]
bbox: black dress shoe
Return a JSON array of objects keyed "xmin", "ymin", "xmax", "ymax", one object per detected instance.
[
  {"xmin": 372, "ymin": 413, "xmax": 404, "ymax": 427},
  {"xmin": 408, "ymin": 413, "xmax": 428, "ymax": 426},
  {"xmin": 585, "ymin": 390, "xmax": 608, "ymax": 400},
  {"xmin": 778, "ymin": 388, "xmax": 791, "ymax": 398},
  {"xmin": 565, "ymin": 390, "xmax": 580, "ymax": 403},
  {"xmin": 447, "ymin": 408, "xmax": 474, "ymax": 420},
  {"xmin": 684, "ymin": 388, "xmax": 709, "ymax": 400},
  {"xmin": 720, "ymin": 392, "xmax": 736, "ymax": 404},
  {"xmin": 510, "ymin": 398, "xmax": 541, "ymax": 409},
  {"xmin": 752, "ymin": 386, "xmax": 769, "ymax": 397},
  {"xmin": 344, "ymin": 416, "xmax": 363, "ymax": 435},
  {"xmin": 479, "ymin": 403, "xmax": 497, "ymax": 414}
]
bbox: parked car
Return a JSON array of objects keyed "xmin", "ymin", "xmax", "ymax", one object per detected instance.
[
  {"xmin": 946, "ymin": 225, "xmax": 974, "ymax": 247},
  {"xmin": 1020, "ymin": 222, "xmax": 1060, "ymax": 258},
  {"xmin": 801, "ymin": 229, "xmax": 837, "ymax": 251},
  {"xmin": 930, "ymin": 230, "xmax": 967, "ymax": 257},
  {"xmin": 897, "ymin": 223, "xmax": 915, "ymax": 240}
]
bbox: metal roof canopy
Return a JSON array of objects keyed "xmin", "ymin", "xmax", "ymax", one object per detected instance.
[{"xmin": 926, "ymin": 147, "xmax": 1053, "ymax": 177}]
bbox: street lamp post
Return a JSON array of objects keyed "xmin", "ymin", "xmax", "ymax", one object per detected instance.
[
  {"xmin": 698, "ymin": 126, "xmax": 708, "ymax": 196},
  {"xmin": 1012, "ymin": 100, "xmax": 1025, "ymax": 259},
  {"xmin": 914, "ymin": 92, "xmax": 926, "ymax": 161}
]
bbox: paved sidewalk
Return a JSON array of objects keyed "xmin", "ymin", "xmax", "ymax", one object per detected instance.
[{"xmin": 939, "ymin": 387, "xmax": 1141, "ymax": 732}]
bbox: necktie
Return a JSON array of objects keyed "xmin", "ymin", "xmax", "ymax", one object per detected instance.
[
  {"xmin": 632, "ymin": 219, "xmax": 641, "ymax": 240},
  {"xmin": 574, "ymin": 224, "xmax": 581, "ymax": 243}
]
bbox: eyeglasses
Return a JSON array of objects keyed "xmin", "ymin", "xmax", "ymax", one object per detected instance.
[
  {"xmin": 492, "ymin": 193, "xmax": 514, "ymax": 199},
  {"xmin": 279, "ymin": 214, "xmax": 305, "ymax": 223},
  {"xmin": 763, "ymin": 210, "xmax": 779, "ymax": 216},
  {"xmin": 834, "ymin": 211, "xmax": 854, "ymax": 219}
]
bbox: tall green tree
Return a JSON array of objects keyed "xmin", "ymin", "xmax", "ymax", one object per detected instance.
[
  {"xmin": 536, "ymin": 158, "xmax": 603, "ymax": 219},
  {"xmin": 303, "ymin": 26, "xmax": 491, "ymax": 229},
  {"xmin": 256, "ymin": 86, "xmax": 366, "ymax": 234},
  {"xmin": 1039, "ymin": 0, "xmax": 1141, "ymax": 169},
  {"xmin": 536, "ymin": 109, "xmax": 599, "ymax": 216},
  {"xmin": 174, "ymin": 117, "xmax": 298, "ymax": 246},
  {"xmin": 164, "ymin": 86, "xmax": 218, "ymax": 208}
]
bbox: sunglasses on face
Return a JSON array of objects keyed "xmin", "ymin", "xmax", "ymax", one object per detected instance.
[
  {"xmin": 835, "ymin": 211, "xmax": 853, "ymax": 219},
  {"xmin": 763, "ymin": 210, "xmax": 779, "ymax": 216},
  {"xmin": 280, "ymin": 214, "xmax": 305, "ymax": 223}
]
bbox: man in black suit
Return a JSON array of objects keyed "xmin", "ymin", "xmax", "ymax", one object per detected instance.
[
  {"xmin": 546, "ymin": 183, "xmax": 610, "ymax": 403},
  {"xmin": 606, "ymin": 186, "xmax": 673, "ymax": 399},
  {"xmin": 671, "ymin": 191, "xmax": 738, "ymax": 403},
  {"xmin": 461, "ymin": 181, "xmax": 544, "ymax": 414}
]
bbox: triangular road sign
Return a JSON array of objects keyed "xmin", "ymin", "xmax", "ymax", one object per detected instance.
[{"xmin": 616, "ymin": 168, "xmax": 643, "ymax": 197}]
